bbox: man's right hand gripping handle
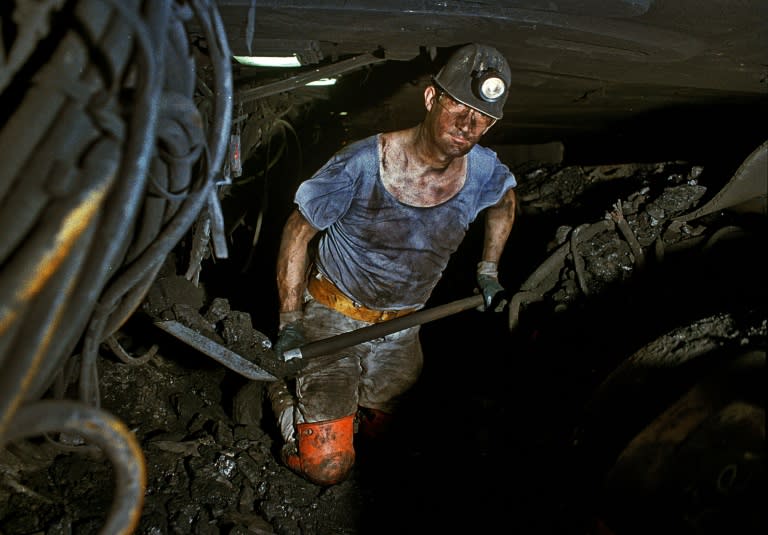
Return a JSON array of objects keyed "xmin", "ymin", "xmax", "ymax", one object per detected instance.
[{"xmin": 274, "ymin": 311, "xmax": 306, "ymax": 362}]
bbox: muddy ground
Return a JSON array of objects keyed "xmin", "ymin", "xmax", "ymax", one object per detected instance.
[{"xmin": 1, "ymin": 159, "xmax": 765, "ymax": 535}]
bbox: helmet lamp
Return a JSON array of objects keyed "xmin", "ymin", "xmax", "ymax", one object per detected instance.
[{"xmin": 476, "ymin": 70, "xmax": 506, "ymax": 102}]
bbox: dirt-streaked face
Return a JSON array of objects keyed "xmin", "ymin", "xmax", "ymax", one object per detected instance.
[{"xmin": 423, "ymin": 85, "xmax": 495, "ymax": 158}]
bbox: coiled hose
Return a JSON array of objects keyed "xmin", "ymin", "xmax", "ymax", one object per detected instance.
[{"xmin": 0, "ymin": 1, "xmax": 232, "ymax": 532}]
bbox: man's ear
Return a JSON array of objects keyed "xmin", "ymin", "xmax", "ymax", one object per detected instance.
[{"xmin": 424, "ymin": 85, "xmax": 438, "ymax": 111}]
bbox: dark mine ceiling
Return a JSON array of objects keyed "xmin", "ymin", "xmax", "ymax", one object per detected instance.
[
  {"xmin": 1, "ymin": 3, "xmax": 766, "ymax": 535},
  {"xmin": 204, "ymin": 0, "xmax": 768, "ymax": 158}
]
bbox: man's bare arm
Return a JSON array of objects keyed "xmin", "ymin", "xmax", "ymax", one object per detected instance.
[
  {"xmin": 276, "ymin": 209, "xmax": 318, "ymax": 315},
  {"xmin": 482, "ymin": 188, "xmax": 517, "ymax": 263}
]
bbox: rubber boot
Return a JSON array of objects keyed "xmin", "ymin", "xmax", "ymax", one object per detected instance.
[
  {"xmin": 267, "ymin": 380, "xmax": 298, "ymax": 444},
  {"xmin": 356, "ymin": 407, "xmax": 393, "ymax": 441},
  {"xmin": 282, "ymin": 414, "xmax": 355, "ymax": 486},
  {"xmin": 354, "ymin": 407, "xmax": 394, "ymax": 467}
]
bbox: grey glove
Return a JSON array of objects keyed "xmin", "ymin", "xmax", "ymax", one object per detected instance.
[
  {"xmin": 476, "ymin": 261, "xmax": 508, "ymax": 313},
  {"xmin": 274, "ymin": 313, "xmax": 307, "ymax": 361}
]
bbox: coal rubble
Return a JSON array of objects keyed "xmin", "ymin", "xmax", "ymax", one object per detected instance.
[{"xmin": 1, "ymin": 159, "xmax": 764, "ymax": 535}]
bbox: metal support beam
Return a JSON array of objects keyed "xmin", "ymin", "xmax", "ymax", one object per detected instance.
[{"xmin": 236, "ymin": 53, "xmax": 387, "ymax": 102}]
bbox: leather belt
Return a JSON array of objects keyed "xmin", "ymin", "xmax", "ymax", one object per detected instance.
[{"xmin": 307, "ymin": 272, "xmax": 416, "ymax": 323}]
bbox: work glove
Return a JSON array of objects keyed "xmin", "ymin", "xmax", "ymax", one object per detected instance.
[
  {"xmin": 476, "ymin": 261, "xmax": 508, "ymax": 313},
  {"xmin": 274, "ymin": 312, "xmax": 307, "ymax": 361}
]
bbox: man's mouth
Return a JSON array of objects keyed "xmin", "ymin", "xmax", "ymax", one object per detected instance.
[{"xmin": 450, "ymin": 132, "xmax": 470, "ymax": 145}]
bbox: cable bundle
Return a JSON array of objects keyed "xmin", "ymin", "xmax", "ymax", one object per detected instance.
[{"xmin": 0, "ymin": 1, "xmax": 232, "ymax": 531}]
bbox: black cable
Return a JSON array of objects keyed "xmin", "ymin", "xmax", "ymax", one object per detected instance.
[{"xmin": 2, "ymin": 400, "xmax": 146, "ymax": 535}]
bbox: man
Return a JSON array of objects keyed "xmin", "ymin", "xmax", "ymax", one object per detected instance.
[{"xmin": 268, "ymin": 43, "xmax": 518, "ymax": 486}]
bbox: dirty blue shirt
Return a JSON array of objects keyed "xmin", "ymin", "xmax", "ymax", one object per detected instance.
[{"xmin": 295, "ymin": 134, "xmax": 516, "ymax": 311}]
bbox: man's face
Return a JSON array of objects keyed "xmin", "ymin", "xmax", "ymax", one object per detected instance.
[{"xmin": 424, "ymin": 86, "xmax": 495, "ymax": 157}]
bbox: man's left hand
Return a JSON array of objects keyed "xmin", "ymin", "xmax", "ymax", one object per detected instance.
[
  {"xmin": 477, "ymin": 274, "xmax": 508, "ymax": 312},
  {"xmin": 476, "ymin": 261, "xmax": 508, "ymax": 312}
]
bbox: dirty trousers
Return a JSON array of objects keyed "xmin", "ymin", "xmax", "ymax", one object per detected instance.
[{"xmin": 269, "ymin": 298, "xmax": 423, "ymax": 444}]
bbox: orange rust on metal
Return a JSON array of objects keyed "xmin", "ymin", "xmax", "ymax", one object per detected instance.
[
  {"xmin": 0, "ymin": 184, "xmax": 109, "ymax": 436},
  {"xmin": 107, "ymin": 417, "xmax": 147, "ymax": 535},
  {"xmin": 1, "ymin": 401, "xmax": 147, "ymax": 534},
  {"xmin": 0, "ymin": 184, "xmax": 109, "ymax": 337},
  {"xmin": 0, "ymin": 274, "xmax": 79, "ymax": 436},
  {"xmin": 0, "ymin": 308, "xmax": 19, "ymax": 338},
  {"xmin": 20, "ymin": 185, "xmax": 109, "ymax": 301}
]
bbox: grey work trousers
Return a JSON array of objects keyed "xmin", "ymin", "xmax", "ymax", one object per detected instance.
[{"xmin": 270, "ymin": 297, "xmax": 423, "ymax": 443}]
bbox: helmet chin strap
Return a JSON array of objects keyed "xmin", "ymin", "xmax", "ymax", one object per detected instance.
[{"xmin": 481, "ymin": 120, "xmax": 497, "ymax": 136}]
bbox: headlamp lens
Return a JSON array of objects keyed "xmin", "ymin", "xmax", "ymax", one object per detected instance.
[{"xmin": 479, "ymin": 75, "xmax": 506, "ymax": 102}]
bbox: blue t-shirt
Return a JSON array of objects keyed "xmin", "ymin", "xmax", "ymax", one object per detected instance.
[{"xmin": 295, "ymin": 134, "xmax": 516, "ymax": 310}]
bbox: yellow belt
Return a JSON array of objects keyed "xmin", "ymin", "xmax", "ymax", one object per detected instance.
[{"xmin": 307, "ymin": 273, "xmax": 416, "ymax": 323}]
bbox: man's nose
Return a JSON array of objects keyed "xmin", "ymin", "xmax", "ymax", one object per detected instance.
[{"xmin": 454, "ymin": 109, "xmax": 473, "ymax": 130}]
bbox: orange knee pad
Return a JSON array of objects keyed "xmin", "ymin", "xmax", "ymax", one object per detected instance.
[{"xmin": 282, "ymin": 414, "xmax": 355, "ymax": 486}]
